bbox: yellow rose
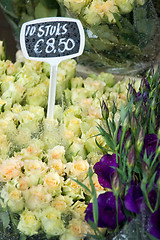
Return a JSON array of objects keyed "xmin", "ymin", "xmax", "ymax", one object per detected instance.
[
  {"xmin": 43, "ymin": 170, "xmax": 63, "ymax": 196},
  {"xmin": 0, "ymin": 159, "xmax": 23, "ymax": 182},
  {"xmin": 40, "ymin": 207, "xmax": 65, "ymax": 236},
  {"xmin": 66, "ymin": 156, "xmax": 89, "ymax": 181},
  {"xmin": 23, "ymin": 185, "xmax": 52, "ymax": 210},
  {"xmin": 64, "ymin": 0, "xmax": 91, "ymax": 14},
  {"xmin": 17, "ymin": 209, "xmax": 41, "ymax": 236},
  {"xmin": 114, "ymin": 0, "xmax": 134, "ymax": 13}
]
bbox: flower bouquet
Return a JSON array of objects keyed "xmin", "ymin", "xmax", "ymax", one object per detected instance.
[
  {"xmin": 57, "ymin": 0, "xmax": 160, "ymax": 75},
  {"xmin": 84, "ymin": 67, "xmax": 160, "ymax": 239}
]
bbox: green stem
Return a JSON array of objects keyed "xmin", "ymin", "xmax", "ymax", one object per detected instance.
[
  {"xmin": 144, "ymin": 191, "xmax": 154, "ymax": 213},
  {"xmin": 119, "ymin": 130, "xmax": 126, "ymax": 167},
  {"xmin": 154, "ymin": 189, "xmax": 160, "ymax": 212},
  {"xmin": 106, "ymin": 119, "xmax": 112, "ymax": 137},
  {"xmin": 150, "ymin": 139, "xmax": 160, "ymax": 170},
  {"xmin": 115, "ymin": 196, "xmax": 119, "ymax": 233}
]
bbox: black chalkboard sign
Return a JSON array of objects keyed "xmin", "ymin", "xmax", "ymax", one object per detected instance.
[{"xmin": 20, "ymin": 17, "xmax": 85, "ymax": 65}]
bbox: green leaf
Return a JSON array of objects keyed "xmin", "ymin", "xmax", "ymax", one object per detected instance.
[
  {"xmin": 109, "ymin": 119, "xmax": 116, "ymax": 135},
  {"xmin": 146, "ymin": 232, "xmax": 159, "ymax": 240},
  {"xmin": 147, "ymin": 171, "xmax": 157, "ymax": 193},
  {"xmin": 88, "ymin": 167, "xmax": 99, "ymax": 226},
  {"xmin": 0, "ymin": 0, "xmax": 18, "ymax": 18},
  {"xmin": 95, "ymin": 138, "xmax": 109, "ymax": 153},
  {"xmin": 113, "ymin": 167, "xmax": 124, "ymax": 178},
  {"xmin": 97, "ymin": 124, "xmax": 115, "ymax": 150},
  {"xmin": 1, "ymin": 103, "xmax": 5, "ymax": 113},
  {"xmin": 70, "ymin": 178, "xmax": 91, "ymax": 194},
  {"xmin": 41, "ymin": 0, "xmax": 59, "ymax": 9},
  {"xmin": 35, "ymin": 2, "xmax": 58, "ymax": 19},
  {"xmin": 153, "ymin": 68, "xmax": 160, "ymax": 83},
  {"xmin": 120, "ymin": 103, "xmax": 127, "ymax": 123},
  {"xmin": 88, "ymin": 219, "xmax": 106, "ymax": 240},
  {"xmin": 20, "ymin": 233, "xmax": 27, "ymax": 240},
  {"xmin": 0, "ymin": 211, "xmax": 10, "ymax": 229}
]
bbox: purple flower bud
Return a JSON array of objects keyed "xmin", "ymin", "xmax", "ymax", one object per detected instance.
[
  {"xmin": 125, "ymin": 136, "xmax": 132, "ymax": 151},
  {"xmin": 141, "ymin": 75, "xmax": 151, "ymax": 91},
  {"xmin": 127, "ymin": 145, "xmax": 136, "ymax": 169},
  {"xmin": 151, "ymin": 99, "xmax": 156, "ymax": 111},
  {"xmin": 136, "ymin": 128, "xmax": 144, "ymax": 153},
  {"xmin": 101, "ymin": 100, "xmax": 109, "ymax": 120},
  {"xmin": 142, "ymin": 161, "xmax": 150, "ymax": 176},
  {"xmin": 131, "ymin": 113, "xmax": 137, "ymax": 136},
  {"xmin": 111, "ymin": 171, "xmax": 120, "ymax": 196},
  {"xmin": 117, "ymin": 126, "xmax": 122, "ymax": 143},
  {"xmin": 122, "ymin": 116, "xmax": 129, "ymax": 132}
]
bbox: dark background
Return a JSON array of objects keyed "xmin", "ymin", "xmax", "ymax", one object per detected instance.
[{"xmin": 0, "ymin": 7, "xmax": 17, "ymax": 62}]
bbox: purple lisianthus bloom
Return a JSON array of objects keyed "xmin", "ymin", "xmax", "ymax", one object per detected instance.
[
  {"xmin": 142, "ymin": 134, "xmax": 158, "ymax": 159},
  {"xmin": 124, "ymin": 183, "xmax": 143, "ymax": 213},
  {"xmin": 94, "ymin": 154, "xmax": 118, "ymax": 189},
  {"xmin": 85, "ymin": 192, "xmax": 125, "ymax": 230},
  {"xmin": 148, "ymin": 209, "xmax": 160, "ymax": 239}
]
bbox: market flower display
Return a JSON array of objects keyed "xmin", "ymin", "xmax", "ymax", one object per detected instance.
[{"xmin": 0, "ymin": 42, "xmax": 137, "ymax": 239}]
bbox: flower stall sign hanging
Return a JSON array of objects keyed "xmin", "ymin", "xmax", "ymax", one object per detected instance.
[{"xmin": 20, "ymin": 17, "xmax": 85, "ymax": 118}]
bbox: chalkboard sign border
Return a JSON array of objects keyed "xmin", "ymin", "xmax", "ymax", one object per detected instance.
[{"xmin": 20, "ymin": 17, "xmax": 85, "ymax": 66}]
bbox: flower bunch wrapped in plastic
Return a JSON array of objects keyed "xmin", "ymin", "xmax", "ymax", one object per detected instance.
[
  {"xmin": 58, "ymin": 0, "xmax": 160, "ymax": 74},
  {"xmin": 85, "ymin": 68, "xmax": 160, "ymax": 239}
]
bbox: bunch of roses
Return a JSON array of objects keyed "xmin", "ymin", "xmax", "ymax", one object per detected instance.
[
  {"xmin": 85, "ymin": 68, "xmax": 160, "ymax": 239},
  {"xmin": 57, "ymin": 0, "xmax": 146, "ymax": 25}
]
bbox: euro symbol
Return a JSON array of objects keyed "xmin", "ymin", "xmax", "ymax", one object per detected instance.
[{"xmin": 34, "ymin": 39, "xmax": 44, "ymax": 54}]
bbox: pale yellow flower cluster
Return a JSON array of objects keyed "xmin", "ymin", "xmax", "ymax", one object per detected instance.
[
  {"xmin": 0, "ymin": 51, "xmax": 140, "ymax": 238},
  {"xmin": 58, "ymin": 0, "xmax": 146, "ymax": 25}
]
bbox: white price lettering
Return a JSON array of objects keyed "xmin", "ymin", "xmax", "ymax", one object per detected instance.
[
  {"xmin": 58, "ymin": 38, "xmax": 75, "ymax": 53},
  {"xmin": 46, "ymin": 38, "xmax": 56, "ymax": 53},
  {"xmin": 34, "ymin": 39, "xmax": 44, "ymax": 54},
  {"xmin": 33, "ymin": 37, "xmax": 75, "ymax": 55}
]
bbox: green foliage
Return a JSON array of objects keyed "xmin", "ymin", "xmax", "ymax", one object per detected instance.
[{"xmin": 0, "ymin": 0, "xmax": 61, "ymax": 40}]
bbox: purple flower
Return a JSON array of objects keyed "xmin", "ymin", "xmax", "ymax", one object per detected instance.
[
  {"xmin": 85, "ymin": 192, "xmax": 125, "ymax": 230},
  {"xmin": 124, "ymin": 183, "xmax": 143, "ymax": 213},
  {"xmin": 141, "ymin": 75, "xmax": 151, "ymax": 91},
  {"xmin": 94, "ymin": 154, "xmax": 118, "ymax": 188},
  {"xmin": 142, "ymin": 134, "xmax": 158, "ymax": 159},
  {"xmin": 101, "ymin": 100, "xmax": 109, "ymax": 120},
  {"xmin": 148, "ymin": 209, "xmax": 160, "ymax": 239},
  {"xmin": 117, "ymin": 126, "xmax": 122, "ymax": 143}
]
